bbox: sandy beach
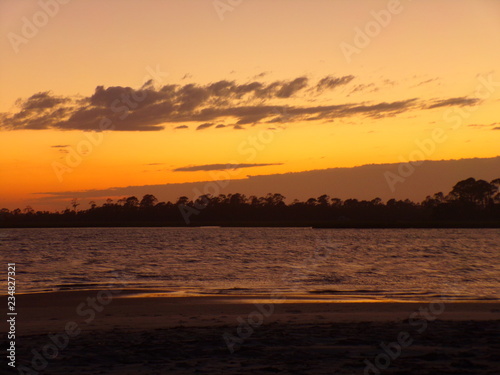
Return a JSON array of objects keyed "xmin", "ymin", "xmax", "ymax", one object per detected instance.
[{"xmin": 6, "ymin": 290, "xmax": 500, "ymax": 374}]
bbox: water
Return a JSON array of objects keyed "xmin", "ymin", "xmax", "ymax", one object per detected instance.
[{"xmin": 1, "ymin": 227, "xmax": 499, "ymax": 301}]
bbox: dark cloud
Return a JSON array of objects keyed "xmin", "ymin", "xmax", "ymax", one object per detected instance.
[
  {"xmin": 173, "ymin": 163, "xmax": 283, "ymax": 172},
  {"xmin": 382, "ymin": 79, "xmax": 396, "ymax": 86},
  {"xmin": 275, "ymin": 76, "xmax": 308, "ymax": 98},
  {"xmin": 196, "ymin": 122, "xmax": 214, "ymax": 130},
  {"xmin": 316, "ymin": 75, "xmax": 354, "ymax": 91},
  {"xmin": 348, "ymin": 83, "xmax": 377, "ymax": 95},
  {"xmin": 253, "ymin": 72, "xmax": 270, "ymax": 79},
  {"xmin": 215, "ymin": 124, "xmax": 226, "ymax": 128},
  {"xmin": 1, "ymin": 77, "xmax": 320, "ymax": 131},
  {"xmin": 425, "ymin": 97, "xmax": 481, "ymax": 109},
  {"xmin": 273, "ymin": 99, "xmax": 418, "ymax": 122},
  {"xmin": 468, "ymin": 122, "xmax": 499, "ymax": 129},
  {"xmin": 411, "ymin": 78, "xmax": 438, "ymax": 88},
  {"xmin": 493, "ymin": 127, "xmax": 500, "ymax": 130},
  {"xmin": 0, "ymin": 76, "xmax": 481, "ymax": 132},
  {"xmin": 20, "ymin": 92, "xmax": 69, "ymax": 110},
  {"xmin": 51, "ymin": 144, "xmax": 69, "ymax": 154}
]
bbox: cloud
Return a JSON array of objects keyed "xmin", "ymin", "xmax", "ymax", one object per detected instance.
[
  {"xmin": 252, "ymin": 72, "xmax": 270, "ymax": 79},
  {"xmin": 468, "ymin": 122, "xmax": 499, "ymax": 129},
  {"xmin": 275, "ymin": 76, "xmax": 308, "ymax": 98},
  {"xmin": 51, "ymin": 144, "xmax": 70, "ymax": 154},
  {"xmin": 348, "ymin": 83, "xmax": 377, "ymax": 95},
  {"xmin": 196, "ymin": 122, "xmax": 214, "ymax": 130},
  {"xmin": 425, "ymin": 97, "xmax": 481, "ymax": 109},
  {"xmin": 21, "ymin": 92, "xmax": 70, "ymax": 110},
  {"xmin": 215, "ymin": 124, "xmax": 226, "ymax": 128},
  {"xmin": 411, "ymin": 78, "xmax": 439, "ymax": 88},
  {"xmin": 316, "ymin": 75, "xmax": 355, "ymax": 92},
  {"xmin": 493, "ymin": 127, "xmax": 500, "ymax": 130},
  {"xmin": 173, "ymin": 163, "xmax": 283, "ymax": 172},
  {"xmin": 0, "ymin": 76, "xmax": 481, "ymax": 132}
]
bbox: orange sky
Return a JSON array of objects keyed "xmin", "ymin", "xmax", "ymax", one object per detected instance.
[{"xmin": 1, "ymin": 0, "xmax": 499, "ymax": 210}]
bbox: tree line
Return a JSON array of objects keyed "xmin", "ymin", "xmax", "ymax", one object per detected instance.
[{"xmin": 1, "ymin": 177, "xmax": 499, "ymax": 228}]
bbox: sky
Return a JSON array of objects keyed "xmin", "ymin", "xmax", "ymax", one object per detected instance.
[{"xmin": 0, "ymin": 0, "xmax": 499, "ymax": 210}]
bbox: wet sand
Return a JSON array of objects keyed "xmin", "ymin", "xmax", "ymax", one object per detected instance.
[{"xmin": 6, "ymin": 290, "xmax": 500, "ymax": 374}]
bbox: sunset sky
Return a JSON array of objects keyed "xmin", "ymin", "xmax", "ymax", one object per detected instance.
[{"xmin": 1, "ymin": 0, "xmax": 499, "ymax": 210}]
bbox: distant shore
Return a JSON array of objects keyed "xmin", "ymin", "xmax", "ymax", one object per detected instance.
[
  {"xmin": 2, "ymin": 220, "xmax": 500, "ymax": 228},
  {"xmin": 3, "ymin": 176, "xmax": 500, "ymax": 229}
]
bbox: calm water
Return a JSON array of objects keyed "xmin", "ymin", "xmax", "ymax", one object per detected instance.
[{"xmin": 1, "ymin": 228, "xmax": 499, "ymax": 301}]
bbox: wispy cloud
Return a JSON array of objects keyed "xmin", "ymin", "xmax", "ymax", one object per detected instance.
[
  {"xmin": 425, "ymin": 97, "xmax": 481, "ymax": 109},
  {"xmin": 173, "ymin": 163, "xmax": 283, "ymax": 172},
  {"xmin": 0, "ymin": 76, "xmax": 481, "ymax": 132},
  {"xmin": 196, "ymin": 122, "xmax": 214, "ymax": 130},
  {"xmin": 468, "ymin": 122, "xmax": 499, "ymax": 129},
  {"xmin": 316, "ymin": 75, "xmax": 355, "ymax": 92},
  {"xmin": 411, "ymin": 77, "xmax": 439, "ymax": 88}
]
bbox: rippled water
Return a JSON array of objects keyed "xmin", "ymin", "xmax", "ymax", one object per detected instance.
[{"xmin": 1, "ymin": 227, "xmax": 499, "ymax": 301}]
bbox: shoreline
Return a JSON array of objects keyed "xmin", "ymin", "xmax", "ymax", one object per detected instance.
[
  {"xmin": 7, "ymin": 289, "xmax": 500, "ymax": 336},
  {"xmin": 6, "ymin": 287, "xmax": 500, "ymax": 301},
  {"xmin": 9, "ymin": 289, "xmax": 500, "ymax": 374}
]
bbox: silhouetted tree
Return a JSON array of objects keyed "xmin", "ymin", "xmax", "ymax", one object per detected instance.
[
  {"xmin": 449, "ymin": 178, "xmax": 497, "ymax": 207},
  {"xmin": 1, "ymin": 176, "xmax": 499, "ymax": 228},
  {"xmin": 70, "ymin": 198, "xmax": 80, "ymax": 212},
  {"xmin": 229, "ymin": 193, "xmax": 247, "ymax": 206},
  {"xmin": 123, "ymin": 196, "xmax": 139, "ymax": 208},
  {"xmin": 176, "ymin": 196, "xmax": 189, "ymax": 206},
  {"xmin": 317, "ymin": 195, "xmax": 330, "ymax": 207},
  {"xmin": 23, "ymin": 206, "xmax": 34, "ymax": 215},
  {"xmin": 140, "ymin": 194, "xmax": 158, "ymax": 208},
  {"xmin": 330, "ymin": 198, "xmax": 342, "ymax": 207},
  {"xmin": 306, "ymin": 198, "xmax": 317, "ymax": 206}
]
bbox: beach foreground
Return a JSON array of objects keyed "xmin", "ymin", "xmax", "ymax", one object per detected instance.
[{"xmin": 8, "ymin": 290, "xmax": 500, "ymax": 374}]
